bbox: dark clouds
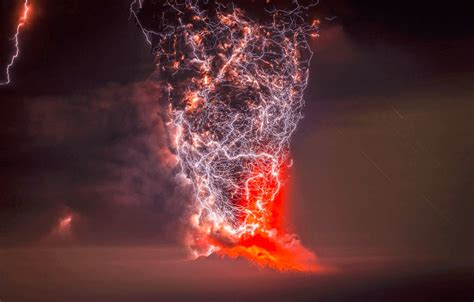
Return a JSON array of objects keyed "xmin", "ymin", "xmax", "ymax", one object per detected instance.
[
  {"xmin": 287, "ymin": 2, "xmax": 474, "ymax": 267},
  {"xmin": 0, "ymin": 82, "xmax": 191, "ymax": 246}
]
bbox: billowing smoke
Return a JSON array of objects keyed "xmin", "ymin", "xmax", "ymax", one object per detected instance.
[
  {"xmin": 132, "ymin": 0, "xmax": 320, "ymax": 271},
  {"xmin": 0, "ymin": 82, "xmax": 192, "ymax": 247}
]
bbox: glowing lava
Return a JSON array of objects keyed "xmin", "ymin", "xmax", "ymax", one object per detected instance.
[{"xmin": 132, "ymin": 0, "xmax": 320, "ymax": 271}]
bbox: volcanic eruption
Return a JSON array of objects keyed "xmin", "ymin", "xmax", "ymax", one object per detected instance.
[{"xmin": 132, "ymin": 0, "xmax": 320, "ymax": 271}]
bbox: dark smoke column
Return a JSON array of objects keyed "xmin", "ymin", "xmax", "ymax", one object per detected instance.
[{"xmin": 132, "ymin": 0, "xmax": 320, "ymax": 271}]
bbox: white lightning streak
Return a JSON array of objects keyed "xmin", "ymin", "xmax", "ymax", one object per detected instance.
[
  {"xmin": 131, "ymin": 0, "xmax": 320, "ymax": 271},
  {"xmin": 1, "ymin": 0, "xmax": 30, "ymax": 86}
]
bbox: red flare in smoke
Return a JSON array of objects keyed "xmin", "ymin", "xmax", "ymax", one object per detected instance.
[{"xmin": 213, "ymin": 164, "xmax": 319, "ymax": 271}]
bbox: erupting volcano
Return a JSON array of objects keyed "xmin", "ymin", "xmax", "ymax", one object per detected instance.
[{"xmin": 131, "ymin": 0, "xmax": 320, "ymax": 271}]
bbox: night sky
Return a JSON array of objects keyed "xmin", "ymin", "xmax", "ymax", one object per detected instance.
[{"xmin": 0, "ymin": 0, "xmax": 473, "ymax": 301}]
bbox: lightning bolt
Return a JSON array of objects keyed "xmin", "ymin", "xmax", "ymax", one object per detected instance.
[
  {"xmin": 1, "ymin": 0, "xmax": 30, "ymax": 86},
  {"xmin": 133, "ymin": 0, "xmax": 320, "ymax": 271}
]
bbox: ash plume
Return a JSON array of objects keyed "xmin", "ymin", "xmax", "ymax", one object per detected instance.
[{"xmin": 132, "ymin": 0, "xmax": 320, "ymax": 271}]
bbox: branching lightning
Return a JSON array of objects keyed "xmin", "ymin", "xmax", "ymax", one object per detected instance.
[
  {"xmin": 132, "ymin": 0, "xmax": 320, "ymax": 271},
  {"xmin": 1, "ymin": 0, "xmax": 30, "ymax": 86}
]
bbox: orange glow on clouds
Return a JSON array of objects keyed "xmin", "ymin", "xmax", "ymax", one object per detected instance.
[{"xmin": 59, "ymin": 215, "xmax": 73, "ymax": 230}]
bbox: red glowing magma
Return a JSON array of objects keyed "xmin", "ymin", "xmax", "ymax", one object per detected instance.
[{"xmin": 215, "ymin": 165, "xmax": 319, "ymax": 271}]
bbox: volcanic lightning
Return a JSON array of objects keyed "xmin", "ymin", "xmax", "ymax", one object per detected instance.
[
  {"xmin": 1, "ymin": 0, "xmax": 30, "ymax": 86},
  {"xmin": 132, "ymin": 0, "xmax": 320, "ymax": 271}
]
